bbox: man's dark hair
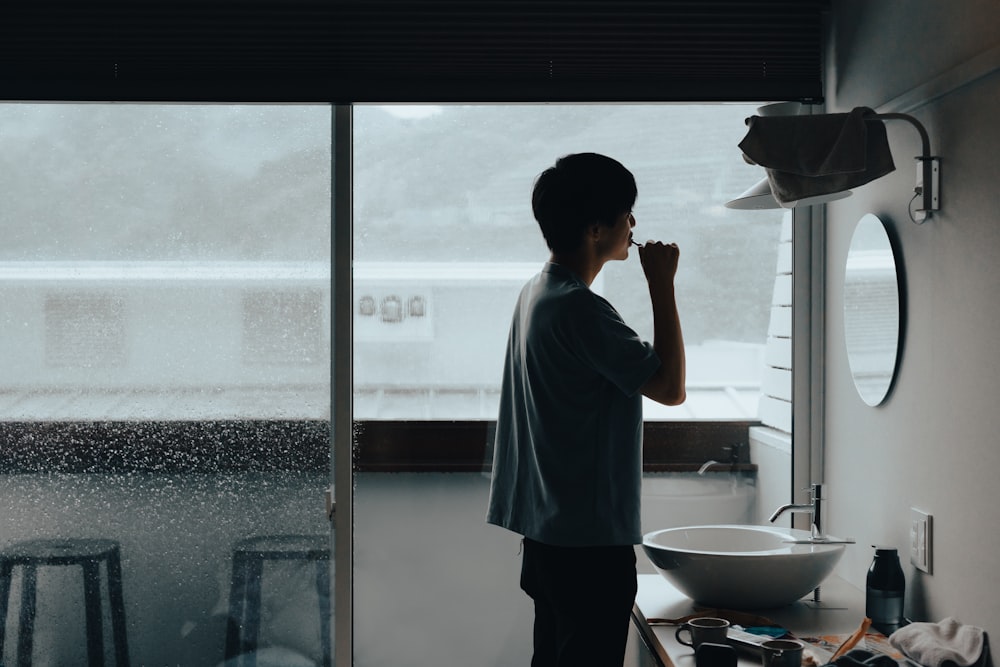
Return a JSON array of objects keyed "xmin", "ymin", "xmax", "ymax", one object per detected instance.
[{"xmin": 531, "ymin": 153, "xmax": 638, "ymax": 253}]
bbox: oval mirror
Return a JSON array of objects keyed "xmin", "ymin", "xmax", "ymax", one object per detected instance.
[{"xmin": 843, "ymin": 214, "xmax": 901, "ymax": 406}]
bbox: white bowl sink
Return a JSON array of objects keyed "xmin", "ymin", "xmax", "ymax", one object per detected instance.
[{"xmin": 642, "ymin": 524, "xmax": 846, "ymax": 609}]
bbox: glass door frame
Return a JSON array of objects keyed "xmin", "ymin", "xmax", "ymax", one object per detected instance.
[
  {"xmin": 333, "ymin": 104, "xmax": 354, "ymax": 664},
  {"xmin": 791, "ymin": 203, "xmax": 825, "ymax": 518}
]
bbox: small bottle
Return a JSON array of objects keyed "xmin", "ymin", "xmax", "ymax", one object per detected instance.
[{"xmin": 866, "ymin": 546, "xmax": 906, "ymax": 635}]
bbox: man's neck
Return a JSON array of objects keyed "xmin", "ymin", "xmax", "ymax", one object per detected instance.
[{"xmin": 549, "ymin": 249, "xmax": 603, "ymax": 287}]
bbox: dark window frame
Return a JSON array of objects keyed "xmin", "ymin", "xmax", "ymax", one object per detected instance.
[{"xmin": 0, "ymin": 419, "xmax": 756, "ymax": 474}]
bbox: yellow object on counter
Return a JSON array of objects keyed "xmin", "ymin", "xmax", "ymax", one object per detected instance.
[{"xmin": 831, "ymin": 617, "xmax": 873, "ymax": 660}]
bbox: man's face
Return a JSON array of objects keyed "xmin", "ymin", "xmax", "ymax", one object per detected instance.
[{"xmin": 599, "ymin": 210, "xmax": 636, "ymax": 262}]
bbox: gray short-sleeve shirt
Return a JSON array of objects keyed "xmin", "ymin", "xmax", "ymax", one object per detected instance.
[{"xmin": 486, "ymin": 262, "xmax": 660, "ymax": 546}]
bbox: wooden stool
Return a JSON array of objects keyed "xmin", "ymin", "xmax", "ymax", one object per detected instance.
[
  {"xmin": 0, "ymin": 538, "xmax": 130, "ymax": 667},
  {"xmin": 224, "ymin": 534, "xmax": 331, "ymax": 667}
]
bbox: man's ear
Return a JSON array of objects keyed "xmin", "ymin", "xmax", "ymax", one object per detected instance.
[{"xmin": 588, "ymin": 222, "xmax": 604, "ymax": 242}]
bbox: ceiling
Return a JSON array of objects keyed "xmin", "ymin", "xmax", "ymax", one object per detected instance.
[{"xmin": 0, "ymin": 1, "xmax": 826, "ymax": 103}]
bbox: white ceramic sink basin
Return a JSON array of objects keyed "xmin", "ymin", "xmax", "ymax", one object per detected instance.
[{"xmin": 642, "ymin": 524, "xmax": 846, "ymax": 609}]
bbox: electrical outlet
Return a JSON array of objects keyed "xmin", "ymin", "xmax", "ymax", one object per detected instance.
[{"xmin": 910, "ymin": 508, "xmax": 933, "ymax": 574}]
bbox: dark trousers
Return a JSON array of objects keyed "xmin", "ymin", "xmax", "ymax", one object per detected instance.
[{"xmin": 520, "ymin": 537, "xmax": 638, "ymax": 667}]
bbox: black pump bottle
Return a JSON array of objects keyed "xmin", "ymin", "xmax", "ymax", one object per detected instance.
[{"xmin": 866, "ymin": 546, "xmax": 906, "ymax": 635}]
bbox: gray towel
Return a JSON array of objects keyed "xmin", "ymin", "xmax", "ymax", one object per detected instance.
[
  {"xmin": 889, "ymin": 618, "xmax": 993, "ymax": 667},
  {"xmin": 738, "ymin": 106, "xmax": 895, "ymax": 206}
]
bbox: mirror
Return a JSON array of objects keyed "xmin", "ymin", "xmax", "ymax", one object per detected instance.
[{"xmin": 843, "ymin": 214, "xmax": 901, "ymax": 406}]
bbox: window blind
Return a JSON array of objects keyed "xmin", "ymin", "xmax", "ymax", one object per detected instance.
[{"xmin": 0, "ymin": 0, "xmax": 824, "ymax": 102}]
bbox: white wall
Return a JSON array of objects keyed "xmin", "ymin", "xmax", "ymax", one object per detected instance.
[
  {"xmin": 823, "ymin": 0, "xmax": 1000, "ymax": 636},
  {"xmin": 749, "ymin": 426, "xmax": 792, "ymax": 529},
  {"xmin": 354, "ymin": 472, "xmax": 756, "ymax": 665}
]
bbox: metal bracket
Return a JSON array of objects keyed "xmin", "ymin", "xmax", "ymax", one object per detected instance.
[
  {"xmin": 913, "ymin": 156, "xmax": 941, "ymax": 222},
  {"xmin": 870, "ymin": 112, "xmax": 941, "ymax": 222}
]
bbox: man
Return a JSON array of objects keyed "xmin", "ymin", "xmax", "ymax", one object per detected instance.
[{"xmin": 487, "ymin": 152, "xmax": 686, "ymax": 666}]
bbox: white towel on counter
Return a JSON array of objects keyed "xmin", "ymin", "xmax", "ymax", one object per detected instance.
[{"xmin": 889, "ymin": 618, "xmax": 992, "ymax": 667}]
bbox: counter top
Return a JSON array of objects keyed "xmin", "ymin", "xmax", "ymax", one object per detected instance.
[{"xmin": 632, "ymin": 574, "xmax": 873, "ymax": 667}]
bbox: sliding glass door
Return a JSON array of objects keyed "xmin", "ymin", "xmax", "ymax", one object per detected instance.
[
  {"xmin": 0, "ymin": 103, "xmax": 335, "ymax": 666},
  {"xmin": 349, "ymin": 104, "xmax": 786, "ymax": 666},
  {"xmin": 2, "ymin": 102, "xmax": 792, "ymax": 666}
]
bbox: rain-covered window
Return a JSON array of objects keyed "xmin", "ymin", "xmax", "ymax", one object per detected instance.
[
  {"xmin": 1, "ymin": 102, "xmax": 787, "ymax": 666},
  {"xmin": 0, "ymin": 105, "xmax": 332, "ymax": 422},
  {"xmin": 349, "ymin": 104, "xmax": 784, "ymax": 666},
  {"xmin": 0, "ymin": 104, "xmax": 333, "ymax": 666},
  {"xmin": 353, "ymin": 104, "xmax": 783, "ymax": 421}
]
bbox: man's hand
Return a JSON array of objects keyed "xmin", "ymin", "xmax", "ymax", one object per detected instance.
[
  {"xmin": 637, "ymin": 241, "xmax": 680, "ymax": 287},
  {"xmin": 636, "ymin": 240, "xmax": 686, "ymax": 406}
]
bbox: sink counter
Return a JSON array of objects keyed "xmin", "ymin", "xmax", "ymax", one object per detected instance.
[{"xmin": 631, "ymin": 574, "xmax": 869, "ymax": 667}]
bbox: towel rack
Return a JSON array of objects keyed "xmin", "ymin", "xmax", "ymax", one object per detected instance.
[{"xmin": 866, "ymin": 112, "xmax": 940, "ymax": 223}]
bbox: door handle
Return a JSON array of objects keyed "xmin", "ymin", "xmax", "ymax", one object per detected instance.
[{"xmin": 324, "ymin": 487, "xmax": 336, "ymax": 526}]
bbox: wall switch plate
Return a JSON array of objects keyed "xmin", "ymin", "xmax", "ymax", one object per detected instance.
[{"xmin": 910, "ymin": 508, "xmax": 933, "ymax": 574}]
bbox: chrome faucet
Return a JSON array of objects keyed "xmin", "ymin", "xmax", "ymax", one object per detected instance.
[
  {"xmin": 769, "ymin": 483, "xmax": 824, "ymax": 539},
  {"xmin": 769, "ymin": 484, "xmax": 855, "ymax": 605},
  {"xmin": 697, "ymin": 442, "xmax": 745, "ymax": 475},
  {"xmin": 771, "ymin": 483, "xmax": 826, "ymax": 604},
  {"xmin": 697, "ymin": 460, "xmax": 724, "ymax": 475}
]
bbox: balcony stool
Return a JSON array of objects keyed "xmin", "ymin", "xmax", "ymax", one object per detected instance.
[
  {"xmin": 224, "ymin": 534, "xmax": 331, "ymax": 667},
  {"xmin": 0, "ymin": 538, "xmax": 130, "ymax": 667}
]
